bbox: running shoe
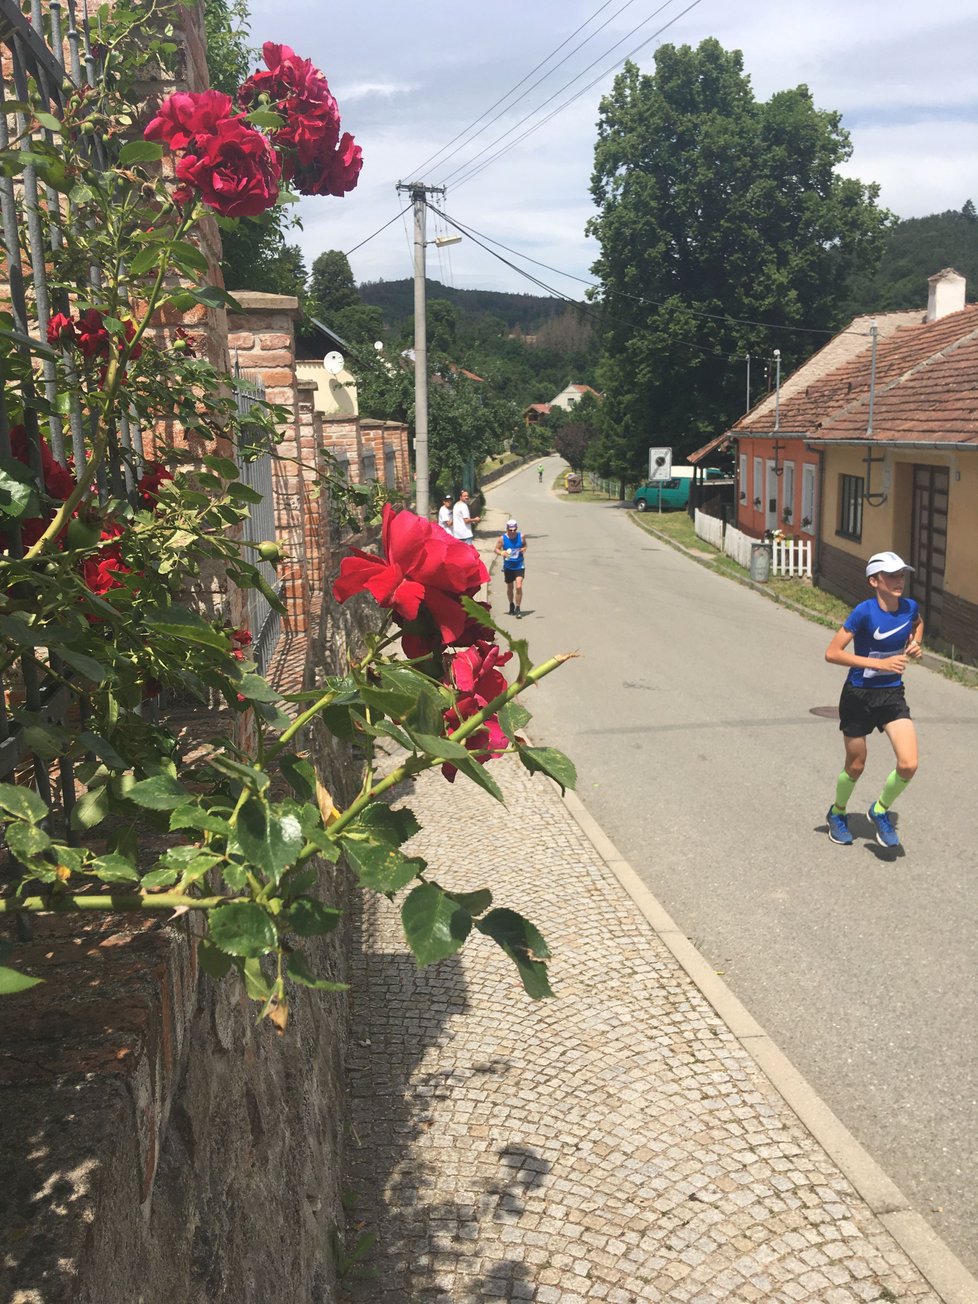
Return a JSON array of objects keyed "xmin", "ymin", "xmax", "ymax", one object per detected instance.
[
  {"xmin": 508, "ymin": 601, "xmax": 515, "ymax": 615},
  {"xmin": 826, "ymin": 808, "xmax": 853, "ymax": 845},
  {"xmin": 868, "ymin": 803, "xmax": 900, "ymax": 848},
  {"xmin": 514, "ymin": 606, "xmax": 521, "ymax": 619}
]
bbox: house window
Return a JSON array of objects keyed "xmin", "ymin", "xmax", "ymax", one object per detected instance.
[
  {"xmin": 801, "ymin": 464, "xmax": 816, "ymax": 532},
  {"xmin": 838, "ymin": 474, "xmax": 863, "ymax": 541},
  {"xmin": 782, "ymin": 461, "xmax": 795, "ymax": 526},
  {"xmin": 752, "ymin": 456, "xmax": 763, "ymax": 510},
  {"xmin": 739, "ymin": 453, "xmax": 747, "ymax": 503}
]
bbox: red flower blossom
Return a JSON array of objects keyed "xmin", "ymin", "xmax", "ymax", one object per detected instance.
[
  {"xmin": 333, "ymin": 504, "xmax": 487, "ymax": 644},
  {"xmin": 81, "ymin": 522, "xmax": 130, "ymax": 597},
  {"xmin": 449, "ymin": 639, "xmax": 512, "ymax": 701},
  {"xmin": 175, "ymin": 116, "xmax": 281, "ymax": 217},
  {"xmin": 46, "ymin": 313, "xmax": 76, "ymax": 346},
  {"xmin": 144, "ymin": 90, "xmax": 235, "ymax": 153},
  {"xmin": 76, "ymin": 308, "xmax": 109, "ymax": 360},
  {"xmin": 136, "ymin": 462, "xmax": 173, "ymax": 510},
  {"xmin": 231, "ymin": 627, "xmax": 252, "ymax": 646},
  {"xmin": 441, "ymin": 695, "xmax": 509, "ymax": 784},
  {"xmin": 238, "ymin": 43, "xmax": 361, "ymax": 198}
]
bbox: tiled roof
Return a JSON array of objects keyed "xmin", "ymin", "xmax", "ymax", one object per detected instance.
[
  {"xmin": 731, "ymin": 305, "xmax": 978, "ymax": 446},
  {"xmin": 525, "ymin": 403, "xmax": 551, "ymax": 414}
]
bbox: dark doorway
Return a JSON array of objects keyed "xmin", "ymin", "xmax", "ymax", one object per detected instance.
[{"xmin": 910, "ymin": 466, "xmax": 949, "ymax": 634}]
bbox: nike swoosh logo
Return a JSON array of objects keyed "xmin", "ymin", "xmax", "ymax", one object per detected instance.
[{"xmin": 873, "ymin": 621, "xmax": 910, "ymax": 640}]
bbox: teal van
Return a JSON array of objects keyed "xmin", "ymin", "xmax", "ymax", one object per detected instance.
[{"xmin": 632, "ymin": 467, "xmax": 724, "ymax": 512}]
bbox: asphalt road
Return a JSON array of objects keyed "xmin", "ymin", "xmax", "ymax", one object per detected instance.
[{"xmin": 485, "ymin": 456, "xmax": 978, "ymax": 1276}]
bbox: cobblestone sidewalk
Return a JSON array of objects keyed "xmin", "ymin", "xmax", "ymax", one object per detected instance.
[{"xmin": 343, "ymin": 754, "xmax": 942, "ymax": 1303}]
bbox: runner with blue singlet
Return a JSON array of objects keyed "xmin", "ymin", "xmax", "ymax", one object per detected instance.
[
  {"xmin": 823, "ymin": 551, "xmax": 924, "ymax": 848},
  {"xmin": 495, "ymin": 518, "xmax": 527, "ymax": 619}
]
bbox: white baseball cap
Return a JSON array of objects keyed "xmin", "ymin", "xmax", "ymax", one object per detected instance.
[
  {"xmin": 866, "ymin": 551, "xmax": 913, "ymax": 577},
  {"xmin": 506, "ymin": 518, "xmax": 518, "ymax": 528}
]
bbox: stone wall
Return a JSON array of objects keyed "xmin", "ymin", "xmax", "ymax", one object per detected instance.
[{"xmin": 0, "ymin": 588, "xmax": 377, "ymax": 1304}]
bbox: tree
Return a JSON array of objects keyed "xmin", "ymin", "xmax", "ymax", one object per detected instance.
[
  {"xmin": 844, "ymin": 203, "xmax": 978, "ymax": 315},
  {"xmin": 550, "ymin": 391, "xmax": 602, "ymax": 472},
  {"xmin": 588, "ymin": 40, "xmax": 889, "ymax": 471},
  {"xmin": 304, "ymin": 249, "xmax": 384, "ymax": 349}
]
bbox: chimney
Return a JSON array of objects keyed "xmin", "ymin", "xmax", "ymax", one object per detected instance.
[{"xmin": 926, "ymin": 267, "xmax": 966, "ymax": 322}]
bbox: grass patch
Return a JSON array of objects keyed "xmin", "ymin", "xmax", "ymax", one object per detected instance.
[{"xmin": 481, "ymin": 451, "xmax": 523, "ymax": 477}]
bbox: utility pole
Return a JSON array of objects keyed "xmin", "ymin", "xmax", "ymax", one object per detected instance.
[{"xmin": 396, "ymin": 180, "xmax": 445, "ymax": 520}]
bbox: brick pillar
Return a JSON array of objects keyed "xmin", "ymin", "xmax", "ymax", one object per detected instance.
[
  {"xmin": 226, "ymin": 292, "xmax": 311, "ymax": 637},
  {"xmin": 322, "ymin": 416, "xmax": 364, "ymax": 481}
]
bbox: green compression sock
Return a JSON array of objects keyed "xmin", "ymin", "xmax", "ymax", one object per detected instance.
[
  {"xmin": 832, "ymin": 770, "xmax": 858, "ymax": 814},
  {"xmin": 875, "ymin": 770, "xmax": 911, "ymax": 812}
]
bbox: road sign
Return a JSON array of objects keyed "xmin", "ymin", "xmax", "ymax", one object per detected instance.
[{"xmin": 648, "ymin": 446, "xmax": 673, "ymax": 482}]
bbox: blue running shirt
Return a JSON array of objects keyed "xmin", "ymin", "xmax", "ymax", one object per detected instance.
[
  {"xmin": 844, "ymin": 596, "xmax": 919, "ymax": 688},
  {"xmin": 500, "ymin": 530, "xmax": 525, "ymax": 572}
]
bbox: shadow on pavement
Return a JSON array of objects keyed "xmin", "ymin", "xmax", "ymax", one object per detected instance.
[{"xmin": 343, "ymin": 920, "xmax": 553, "ymax": 1302}]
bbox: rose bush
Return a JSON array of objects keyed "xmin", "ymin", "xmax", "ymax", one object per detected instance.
[{"xmin": 0, "ymin": 10, "xmax": 571, "ymax": 1018}]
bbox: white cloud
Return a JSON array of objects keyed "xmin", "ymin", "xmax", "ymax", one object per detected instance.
[{"xmin": 246, "ymin": 0, "xmax": 978, "ymax": 294}]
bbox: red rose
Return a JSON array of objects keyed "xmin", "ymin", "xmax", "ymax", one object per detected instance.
[
  {"xmin": 175, "ymin": 117, "xmax": 281, "ymax": 218},
  {"xmin": 231, "ymin": 627, "xmax": 252, "ymax": 646},
  {"xmin": 294, "ymin": 132, "xmax": 363, "ymax": 198},
  {"xmin": 333, "ymin": 504, "xmax": 487, "ymax": 644},
  {"xmin": 441, "ymin": 695, "xmax": 509, "ymax": 783},
  {"xmin": 449, "ymin": 639, "xmax": 512, "ymax": 702},
  {"xmin": 81, "ymin": 521, "xmax": 129, "ymax": 597},
  {"xmin": 47, "ymin": 313, "xmax": 76, "ymax": 346},
  {"xmin": 144, "ymin": 90, "xmax": 235, "ymax": 153},
  {"xmin": 136, "ymin": 462, "xmax": 172, "ymax": 510},
  {"xmin": 76, "ymin": 308, "xmax": 109, "ymax": 360}
]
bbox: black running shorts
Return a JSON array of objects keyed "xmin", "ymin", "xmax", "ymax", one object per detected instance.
[{"xmin": 838, "ymin": 683, "xmax": 911, "ymax": 736}]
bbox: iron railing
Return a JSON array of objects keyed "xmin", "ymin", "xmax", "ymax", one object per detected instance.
[{"xmin": 232, "ymin": 362, "xmax": 282, "ymax": 674}]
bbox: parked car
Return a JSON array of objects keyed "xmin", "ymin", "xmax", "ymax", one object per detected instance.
[{"xmin": 633, "ymin": 467, "xmax": 725, "ymax": 512}]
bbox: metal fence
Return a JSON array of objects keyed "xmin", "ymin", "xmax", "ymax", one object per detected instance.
[
  {"xmin": 232, "ymin": 363, "xmax": 282, "ymax": 674},
  {"xmin": 0, "ymin": 0, "xmax": 109, "ymax": 833}
]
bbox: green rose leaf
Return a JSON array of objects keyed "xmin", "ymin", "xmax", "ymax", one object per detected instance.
[
  {"xmin": 476, "ymin": 908, "xmax": 553, "ymax": 1000},
  {"xmin": 0, "ymin": 456, "xmax": 41, "ymax": 522},
  {"xmin": 198, "ymin": 937, "xmax": 233, "ymax": 979},
  {"xmin": 236, "ymin": 673, "xmax": 280, "ymax": 704},
  {"xmin": 401, "ymin": 882, "xmax": 472, "ymax": 969},
  {"xmin": 126, "ymin": 774, "xmax": 191, "ymax": 810},
  {"xmin": 140, "ymin": 866, "xmax": 180, "ymax": 890},
  {"xmin": 128, "ymin": 245, "xmax": 163, "ymax": 276},
  {"xmin": 118, "ymin": 140, "xmax": 164, "ymax": 165},
  {"xmin": 57, "ymin": 647, "xmax": 109, "ymax": 683},
  {"xmin": 5, "ymin": 821, "xmax": 53, "ymax": 863},
  {"xmin": 518, "ymin": 746, "xmax": 577, "ymax": 795},
  {"xmin": 69, "ymin": 784, "xmax": 111, "ymax": 831},
  {"xmin": 341, "ymin": 836, "xmax": 425, "ymax": 895},
  {"xmin": 0, "ymin": 963, "xmax": 43, "ymax": 995},
  {"xmin": 209, "ymin": 901, "xmax": 277, "ymax": 958},
  {"xmin": 169, "ymin": 240, "xmax": 209, "ymax": 274},
  {"xmin": 143, "ymin": 606, "xmax": 228, "ymax": 649},
  {"xmin": 237, "ymin": 797, "xmax": 304, "ymax": 884},
  {"xmin": 278, "ymin": 754, "xmax": 316, "ymax": 801},
  {"xmin": 498, "ymin": 701, "xmax": 532, "ymax": 742},
  {"xmin": 444, "ymin": 886, "xmax": 493, "ymax": 917},
  {"xmin": 89, "ymin": 853, "xmax": 140, "ymax": 884},
  {"xmin": 452, "ymin": 754, "xmax": 505, "ymax": 803},
  {"xmin": 241, "ymin": 956, "xmax": 273, "ymax": 1001},
  {"xmin": 406, "ymin": 731, "xmax": 470, "ymax": 763},
  {"xmin": 286, "ymin": 896, "xmax": 341, "ymax": 937},
  {"xmin": 169, "ymin": 805, "xmax": 232, "ymax": 837},
  {"xmin": 285, "ymin": 950, "xmax": 347, "ymax": 991},
  {"xmin": 0, "ymin": 781, "xmax": 49, "ymax": 823}
]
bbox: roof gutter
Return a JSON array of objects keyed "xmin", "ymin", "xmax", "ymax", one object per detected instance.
[{"xmin": 803, "ymin": 440, "xmax": 978, "ymax": 451}]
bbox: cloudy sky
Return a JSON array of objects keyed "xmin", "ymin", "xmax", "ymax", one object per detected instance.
[{"xmin": 246, "ymin": 0, "xmax": 978, "ymax": 297}]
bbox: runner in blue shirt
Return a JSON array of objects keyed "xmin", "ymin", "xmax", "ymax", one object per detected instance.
[
  {"xmin": 495, "ymin": 519, "xmax": 527, "ymax": 618},
  {"xmin": 823, "ymin": 551, "xmax": 923, "ymax": 848}
]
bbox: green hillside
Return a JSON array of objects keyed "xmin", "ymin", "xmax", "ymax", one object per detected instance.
[
  {"xmin": 847, "ymin": 203, "xmax": 978, "ymax": 313},
  {"xmin": 358, "ymin": 278, "xmax": 569, "ymax": 335}
]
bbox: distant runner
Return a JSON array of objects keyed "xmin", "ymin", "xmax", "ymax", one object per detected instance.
[
  {"xmin": 823, "ymin": 551, "xmax": 923, "ymax": 848},
  {"xmin": 537, "ymin": 465, "xmax": 544, "ymax": 483},
  {"xmin": 495, "ymin": 518, "xmax": 527, "ymax": 618}
]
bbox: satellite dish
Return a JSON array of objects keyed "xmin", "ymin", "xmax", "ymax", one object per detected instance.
[{"xmin": 323, "ymin": 351, "xmax": 344, "ymax": 374}]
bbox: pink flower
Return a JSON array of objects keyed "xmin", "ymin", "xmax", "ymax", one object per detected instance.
[
  {"xmin": 175, "ymin": 117, "xmax": 281, "ymax": 217},
  {"xmin": 449, "ymin": 639, "xmax": 512, "ymax": 702},
  {"xmin": 144, "ymin": 90, "xmax": 235, "ymax": 153},
  {"xmin": 46, "ymin": 313, "xmax": 76, "ymax": 346},
  {"xmin": 333, "ymin": 504, "xmax": 487, "ymax": 644}
]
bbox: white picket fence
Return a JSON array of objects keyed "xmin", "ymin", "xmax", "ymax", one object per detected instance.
[
  {"xmin": 723, "ymin": 522, "xmax": 754, "ymax": 569},
  {"xmin": 694, "ymin": 511, "xmax": 812, "ymax": 577},
  {"xmin": 694, "ymin": 509, "xmax": 724, "ymax": 550},
  {"xmin": 772, "ymin": 537, "xmax": 812, "ymax": 577}
]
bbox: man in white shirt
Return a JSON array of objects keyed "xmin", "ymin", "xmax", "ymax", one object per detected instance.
[
  {"xmin": 452, "ymin": 489, "xmax": 479, "ymax": 545},
  {"xmin": 437, "ymin": 493, "xmax": 454, "ymax": 534}
]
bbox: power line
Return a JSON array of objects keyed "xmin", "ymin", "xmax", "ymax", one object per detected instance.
[
  {"xmin": 344, "ymin": 206, "xmax": 412, "ymax": 258},
  {"xmin": 444, "ymin": 0, "xmax": 700, "ymax": 190},
  {"xmin": 429, "ymin": 203, "xmax": 864, "ymax": 340},
  {"xmin": 424, "ymin": 200, "xmax": 738, "ymax": 363},
  {"xmin": 407, "ymin": 0, "xmax": 641, "ymax": 182}
]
